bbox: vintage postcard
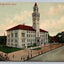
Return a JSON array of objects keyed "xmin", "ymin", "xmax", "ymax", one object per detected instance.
[{"xmin": 0, "ymin": 2, "xmax": 64, "ymax": 62}]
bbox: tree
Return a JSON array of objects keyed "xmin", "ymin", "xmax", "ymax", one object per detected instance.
[
  {"xmin": 48, "ymin": 35, "xmax": 53, "ymax": 43},
  {"xmin": 56, "ymin": 31, "xmax": 64, "ymax": 43},
  {"xmin": 0, "ymin": 36, "xmax": 7, "ymax": 45}
]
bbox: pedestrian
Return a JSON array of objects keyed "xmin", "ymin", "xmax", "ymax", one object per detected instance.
[
  {"xmin": 23, "ymin": 58, "xmax": 25, "ymax": 61},
  {"xmin": 13, "ymin": 54, "xmax": 14, "ymax": 59},
  {"xmin": 1, "ymin": 53, "xmax": 3, "ymax": 57},
  {"xmin": 0, "ymin": 54, "xmax": 1, "ymax": 56},
  {"xmin": 38, "ymin": 52, "xmax": 39, "ymax": 55},
  {"xmin": 21, "ymin": 57, "xmax": 22, "ymax": 60},
  {"xmin": 41, "ymin": 51, "xmax": 43, "ymax": 54},
  {"xmin": 27, "ymin": 55, "xmax": 29, "ymax": 60}
]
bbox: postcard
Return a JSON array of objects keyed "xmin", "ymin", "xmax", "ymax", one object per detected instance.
[{"xmin": 0, "ymin": 2, "xmax": 64, "ymax": 63}]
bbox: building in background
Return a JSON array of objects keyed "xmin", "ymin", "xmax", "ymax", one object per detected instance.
[{"xmin": 6, "ymin": 3, "xmax": 48, "ymax": 48}]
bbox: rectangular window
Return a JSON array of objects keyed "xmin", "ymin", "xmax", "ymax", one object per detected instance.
[
  {"xmin": 29, "ymin": 35, "xmax": 30, "ymax": 37},
  {"xmin": 22, "ymin": 39, "xmax": 25, "ymax": 42},
  {"xmin": 8, "ymin": 43, "xmax": 10, "ymax": 45},
  {"xmin": 15, "ymin": 33, "xmax": 18, "ymax": 37},
  {"xmin": 27, "ymin": 39, "xmax": 28, "ymax": 42},
  {"xmin": 11, "ymin": 43, "xmax": 13, "ymax": 45},
  {"xmin": 15, "ymin": 44, "xmax": 17, "ymax": 47},
  {"xmin": 22, "ymin": 44, "xmax": 25, "ymax": 48},
  {"xmin": 27, "ymin": 34, "xmax": 28, "ymax": 37},
  {"xmin": 27, "ymin": 31, "xmax": 28, "ymax": 33},
  {"xmin": 8, "ymin": 39, "xmax": 10, "ymax": 42},
  {"xmin": 15, "ymin": 39, "xmax": 18, "ymax": 42},
  {"xmin": 11, "ymin": 33, "xmax": 13, "ymax": 37},
  {"xmin": 11, "ymin": 39, "xmax": 13, "ymax": 42},
  {"xmin": 8, "ymin": 34, "xmax": 10, "ymax": 38},
  {"xmin": 22, "ymin": 33, "xmax": 25, "ymax": 37}
]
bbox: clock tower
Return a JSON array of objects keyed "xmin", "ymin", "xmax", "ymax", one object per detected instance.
[{"xmin": 32, "ymin": 3, "xmax": 40, "ymax": 45}]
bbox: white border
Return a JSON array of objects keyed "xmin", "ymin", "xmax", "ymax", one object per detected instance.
[
  {"xmin": 0, "ymin": 0, "xmax": 64, "ymax": 64},
  {"xmin": 0, "ymin": 0, "xmax": 64, "ymax": 2}
]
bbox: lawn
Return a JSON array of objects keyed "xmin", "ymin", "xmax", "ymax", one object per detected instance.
[
  {"xmin": 32, "ymin": 47, "xmax": 41, "ymax": 50},
  {"xmin": 28, "ymin": 45, "xmax": 37, "ymax": 48},
  {"xmin": 0, "ymin": 46, "xmax": 23, "ymax": 53}
]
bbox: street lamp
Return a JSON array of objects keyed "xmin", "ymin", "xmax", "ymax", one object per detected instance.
[
  {"xmin": 30, "ymin": 41, "xmax": 32, "ymax": 58},
  {"xmin": 50, "ymin": 43, "xmax": 51, "ymax": 50},
  {"xmin": 30, "ymin": 47, "xmax": 32, "ymax": 58}
]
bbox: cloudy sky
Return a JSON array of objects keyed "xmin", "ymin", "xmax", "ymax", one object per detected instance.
[{"xmin": 0, "ymin": 2, "xmax": 64, "ymax": 36}]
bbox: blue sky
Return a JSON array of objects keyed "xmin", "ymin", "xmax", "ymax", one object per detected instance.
[{"xmin": 0, "ymin": 2, "xmax": 64, "ymax": 36}]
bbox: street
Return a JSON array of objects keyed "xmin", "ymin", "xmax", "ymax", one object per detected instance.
[{"xmin": 28, "ymin": 46, "xmax": 64, "ymax": 62}]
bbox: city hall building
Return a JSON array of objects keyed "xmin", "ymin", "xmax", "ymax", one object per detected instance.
[{"xmin": 6, "ymin": 3, "xmax": 48, "ymax": 48}]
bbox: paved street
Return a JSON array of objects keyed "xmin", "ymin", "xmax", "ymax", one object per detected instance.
[{"xmin": 28, "ymin": 46, "xmax": 64, "ymax": 62}]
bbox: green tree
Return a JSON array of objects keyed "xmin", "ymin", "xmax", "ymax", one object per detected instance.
[
  {"xmin": 56, "ymin": 31, "xmax": 64, "ymax": 43},
  {"xmin": 0, "ymin": 36, "xmax": 7, "ymax": 45},
  {"xmin": 48, "ymin": 35, "xmax": 53, "ymax": 43}
]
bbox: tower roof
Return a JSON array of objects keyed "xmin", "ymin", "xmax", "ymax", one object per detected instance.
[{"xmin": 35, "ymin": 3, "xmax": 38, "ymax": 6}]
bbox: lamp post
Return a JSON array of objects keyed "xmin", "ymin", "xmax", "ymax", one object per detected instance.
[
  {"xmin": 30, "ymin": 47, "xmax": 32, "ymax": 58},
  {"xmin": 30, "ymin": 41, "xmax": 32, "ymax": 58},
  {"xmin": 50, "ymin": 43, "xmax": 51, "ymax": 50}
]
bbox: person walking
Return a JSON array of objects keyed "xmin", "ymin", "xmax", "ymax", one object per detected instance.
[
  {"xmin": 13, "ymin": 54, "xmax": 14, "ymax": 59},
  {"xmin": 23, "ymin": 58, "xmax": 25, "ymax": 61},
  {"xmin": 21, "ymin": 57, "xmax": 22, "ymax": 61}
]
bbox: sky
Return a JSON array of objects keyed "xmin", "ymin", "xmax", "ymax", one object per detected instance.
[
  {"xmin": 0, "ymin": 2, "xmax": 64, "ymax": 36},
  {"xmin": 0, "ymin": 0, "xmax": 64, "ymax": 2}
]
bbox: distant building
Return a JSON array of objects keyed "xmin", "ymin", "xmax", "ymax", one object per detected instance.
[
  {"xmin": 6, "ymin": 3, "xmax": 48, "ymax": 48},
  {"xmin": 51, "ymin": 37, "xmax": 58, "ymax": 43}
]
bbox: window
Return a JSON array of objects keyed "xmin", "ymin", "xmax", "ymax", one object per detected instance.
[
  {"xmin": 15, "ymin": 39, "xmax": 17, "ymax": 42},
  {"xmin": 27, "ymin": 39, "xmax": 28, "ymax": 42},
  {"xmin": 8, "ymin": 34, "xmax": 10, "ymax": 38},
  {"xmin": 29, "ymin": 35, "xmax": 30, "ymax": 37},
  {"xmin": 27, "ymin": 31, "xmax": 28, "ymax": 33},
  {"xmin": 29, "ymin": 39, "xmax": 30, "ymax": 42},
  {"xmin": 29, "ymin": 31, "xmax": 30, "ymax": 33},
  {"xmin": 15, "ymin": 33, "xmax": 18, "ymax": 37},
  {"xmin": 31, "ymin": 35, "xmax": 32, "ymax": 37},
  {"xmin": 11, "ymin": 43, "xmax": 13, "ymax": 45},
  {"xmin": 11, "ymin": 39, "xmax": 13, "ymax": 42},
  {"xmin": 22, "ymin": 44, "xmax": 25, "ymax": 46},
  {"xmin": 11, "ymin": 33, "xmax": 13, "ymax": 37},
  {"xmin": 15, "ymin": 44, "xmax": 17, "ymax": 47},
  {"xmin": 22, "ymin": 33, "xmax": 25, "ymax": 37},
  {"xmin": 8, "ymin": 39, "xmax": 10, "ymax": 42},
  {"xmin": 27, "ymin": 34, "xmax": 28, "ymax": 37},
  {"xmin": 22, "ymin": 39, "xmax": 25, "ymax": 42},
  {"xmin": 8, "ymin": 43, "xmax": 10, "ymax": 45}
]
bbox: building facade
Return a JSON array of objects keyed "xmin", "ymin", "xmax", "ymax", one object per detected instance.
[{"xmin": 6, "ymin": 3, "xmax": 48, "ymax": 48}]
